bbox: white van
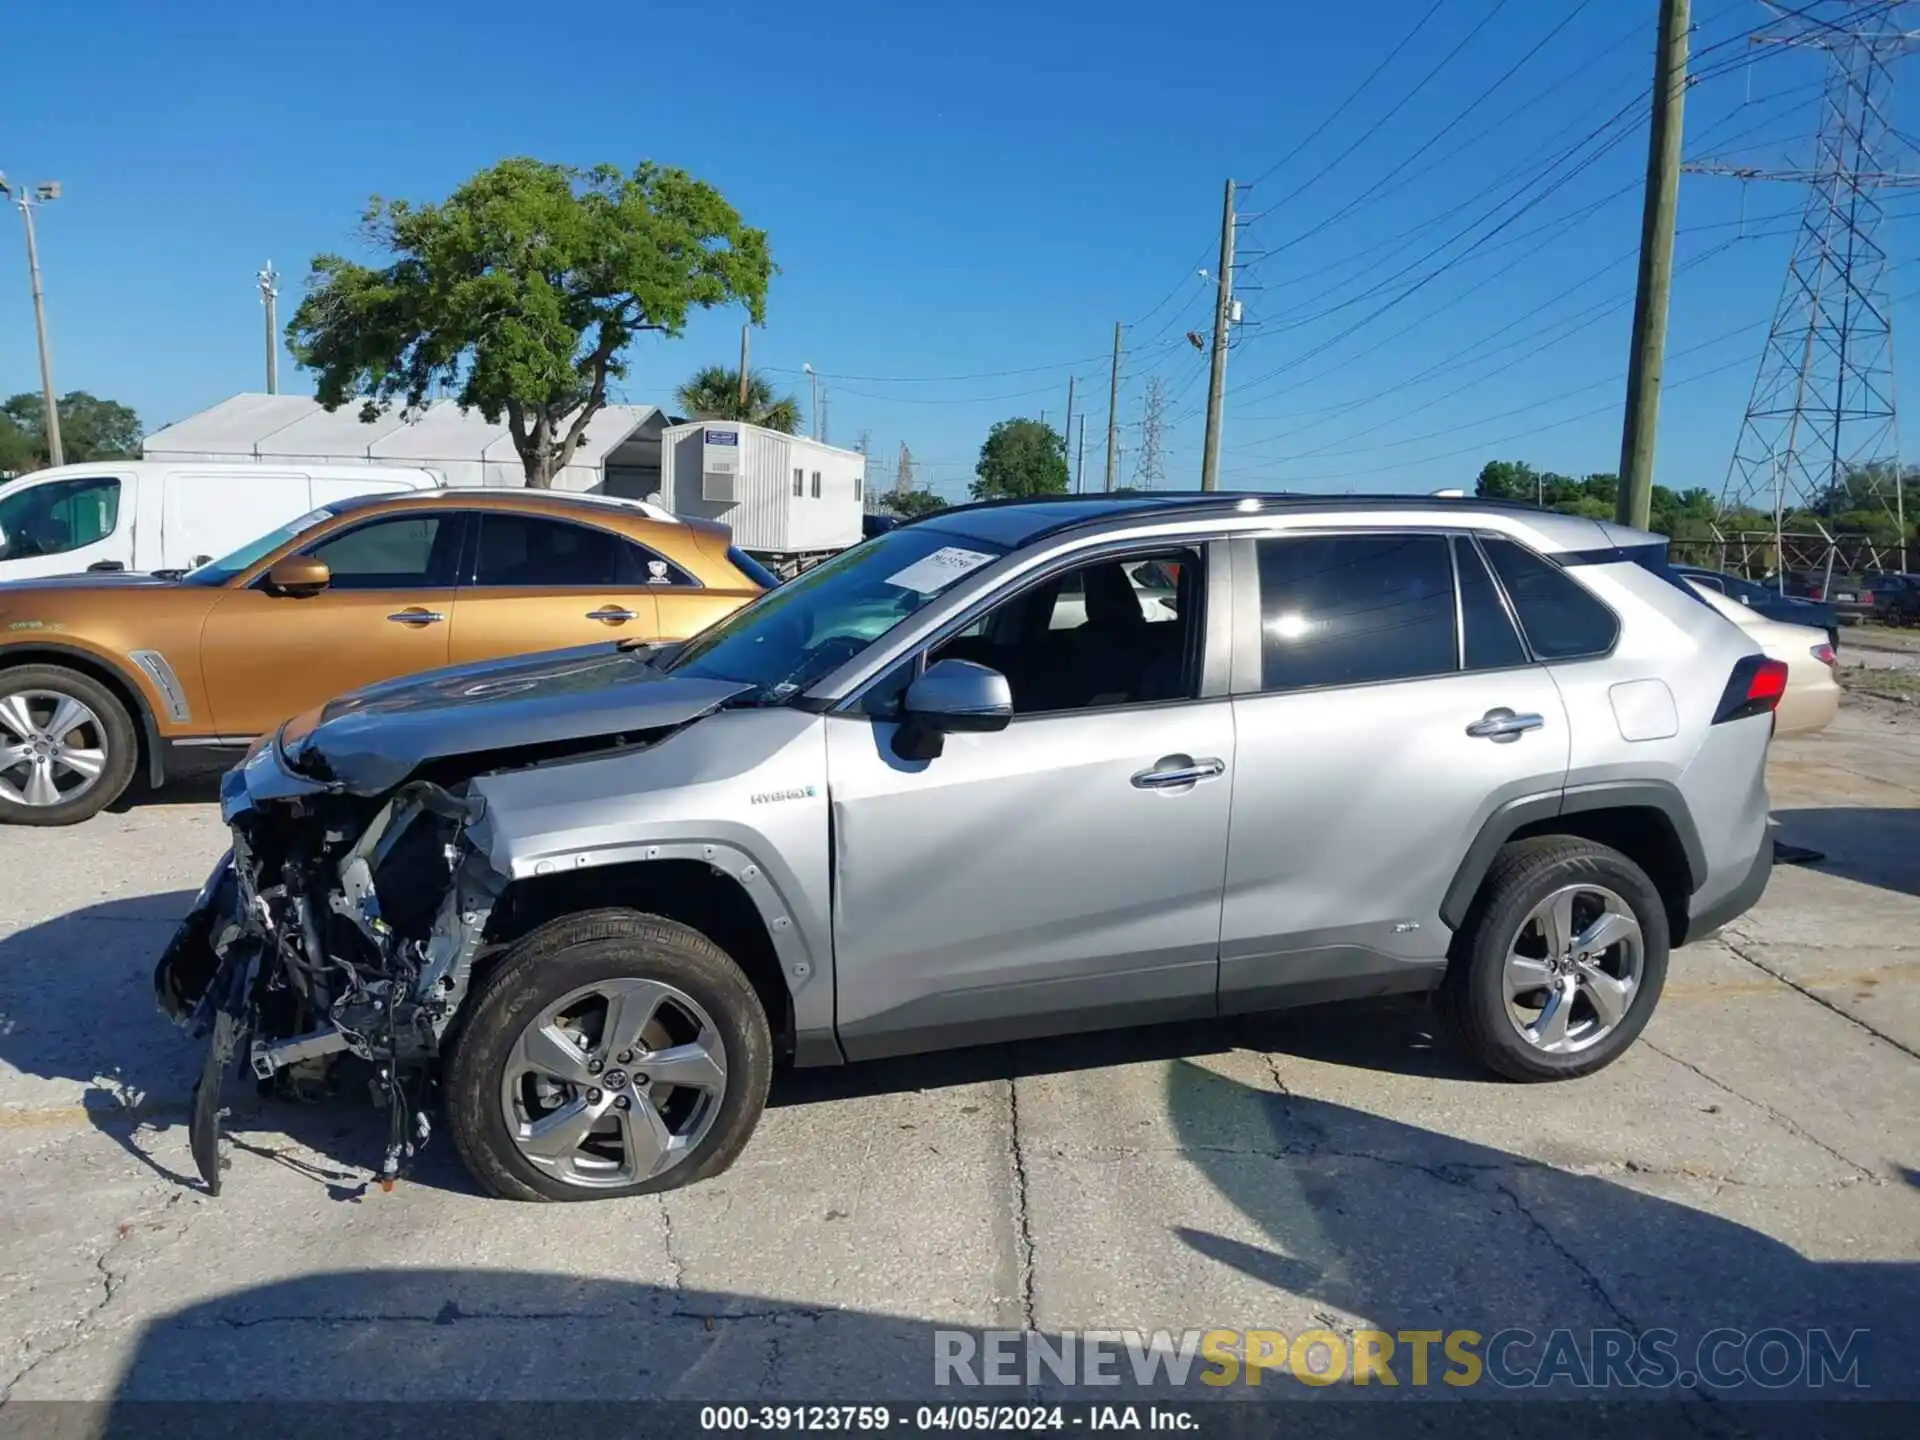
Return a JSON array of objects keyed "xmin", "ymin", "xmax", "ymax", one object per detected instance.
[{"xmin": 0, "ymin": 461, "xmax": 442, "ymax": 580}]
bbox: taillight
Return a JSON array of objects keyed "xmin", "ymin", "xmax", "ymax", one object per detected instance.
[
  {"xmin": 1811, "ymin": 642, "xmax": 1836, "ymax": 668},
  {"xmin": 1713, "ymin": 655, "xmax": 1790, "ymax": 724},
  {"xmin": 1862, "ymin": 591, "xmax": 1875, "ymax": 605}
]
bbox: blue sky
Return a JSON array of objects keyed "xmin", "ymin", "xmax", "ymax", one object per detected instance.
[{"xmin": 3, "ymin": 0, "xmax": 1911, "ymax": 501}]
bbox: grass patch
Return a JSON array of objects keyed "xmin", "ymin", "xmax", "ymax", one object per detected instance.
[{"xmin": 1845, "ymin": 666, "xmax": 1920, "ymax": 702}]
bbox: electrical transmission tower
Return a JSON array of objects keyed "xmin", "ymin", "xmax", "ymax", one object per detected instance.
[
  {"xmin": 1135, "ymin": 377, "xmax": 1168, "ymax": 489},
  {"xmin": 1687, "ymin": 1, "xmax": 1920, "ymax": 577}
]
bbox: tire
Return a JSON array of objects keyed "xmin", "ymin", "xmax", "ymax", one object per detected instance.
[
  {"xmin": 445, "ymin": 907, "xmax": 773, "ymax": 1201},
  {"xmin": 1439, "ymin": 836, "xmax": 1670, "ymax": 1082},
  {"xmin": 0, "ymin": 664, "xmax": 139, "ymax": 827}
]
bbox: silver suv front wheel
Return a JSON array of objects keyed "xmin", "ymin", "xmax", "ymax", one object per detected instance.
[
  {"xmin": 1443, "ymin": 837, "xmax": 1669, "ymax": 1081},
  {"xmin": 447, "ymin": 908, "xmax": 773, "ymax": 1201}
]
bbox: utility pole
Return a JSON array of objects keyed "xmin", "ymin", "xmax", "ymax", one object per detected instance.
[
  {"xmin": 2, "ymin": 175, "xmax": 64, "ymax": 467},
  {"xmin": 1076, "ymin": 413, "xmax": 1087, "ymax": 494},
  {"xmin": 821, "ymin": 389, "xmax": 829, "ymax": 445},
  {"xmin": 1616, "ymin": 0, "xmax": 1691, "ymax": 531},
  {"xmin": 1063, "ymin": 375, "xmax": 1076, "ymax": 468},
  {"xmin": 1103, "ymin": 322, "xmax": 1123, "ymax": 492},
  {"xmin": 258, "ymin": 261, "xmax": 280, "ymax": 394},
  {"xmin": 804, "ymin": 363, "xmax": 819, "ymax": 440},
  {"xmin": 737, "ymin": 324, "xmax": 751, "ymax": 411},
  {"xmin": 1200, "ymin": 178, "xmax": 1237, "ymax": 492}
]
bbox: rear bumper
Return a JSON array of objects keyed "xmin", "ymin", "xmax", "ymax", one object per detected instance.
[{"xmin": 1676, "ymin": 834, "xmax": 1773, "ymax": 947}]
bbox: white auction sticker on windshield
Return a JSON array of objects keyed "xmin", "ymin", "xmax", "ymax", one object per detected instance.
[{"xmin": 883, "ymin": 546, "xmax": 998, "ymax": 595}]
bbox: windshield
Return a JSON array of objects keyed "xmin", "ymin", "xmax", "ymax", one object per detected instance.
[
  {"xmin": 668, "ymin": 527, "xmax": 1007, "ymax": 701},
  {"xmin": 180, "ymin": 507, "xmax": 337, "ymax": 586}
]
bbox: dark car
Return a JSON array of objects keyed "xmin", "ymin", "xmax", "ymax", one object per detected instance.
[
  {"xmin": 1671, "ymin": 566, "xmax": 1840, "ymax": 648},
  {"xmin": 1788, "ymin": 571, "xmax": 1884, "ymax": 625},
  {"xmin": 861, "ymin": 512, "xmax": 901, "ymax": 540},
  {"xmin": 1872, "ymin": 573, "xmax": 1920, "ymax": 626}
]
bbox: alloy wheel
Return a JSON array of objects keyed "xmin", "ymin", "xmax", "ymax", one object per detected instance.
[
  {"xmin": 498, "ymin": 976, "xmax": 729, "ymax": 1189},
  {"xmin": 0, "ymin": 690, "xmax": 110, "ymax": 809},
  {"xmin": 1502, "ymin": 883, "xmax": 1644, "ymax": 1055}
]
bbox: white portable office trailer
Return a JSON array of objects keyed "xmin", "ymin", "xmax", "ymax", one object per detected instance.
[{"xmin": 654, "ymin": 421, "xmax": 866, "ymax": 574}]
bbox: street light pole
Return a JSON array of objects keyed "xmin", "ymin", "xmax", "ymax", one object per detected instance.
[
  {"xmin": 803, "ymin": 363, "xmax": 819, "ymax": 441},
  {"xmin": 258, "ymin": 261, "xmax": 281, "ymax": 395},
  {"xmin": 2, "ymin": 175, "xmax": 64, "ymax": 467}
]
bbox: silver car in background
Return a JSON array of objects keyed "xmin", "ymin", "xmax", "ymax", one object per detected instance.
[{"xmin": 157, "ymin": 494, "xmax": 1784, "ymax": 1201}]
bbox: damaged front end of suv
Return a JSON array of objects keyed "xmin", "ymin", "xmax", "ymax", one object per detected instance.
[{"xmin": 153, "ymin": 643, "xmax": 752, "ymax": 1193}]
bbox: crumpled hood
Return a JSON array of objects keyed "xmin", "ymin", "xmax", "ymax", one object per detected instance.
[{"xmin": 278, "ymin": 642, "xmax": 753, "ymax": 795}]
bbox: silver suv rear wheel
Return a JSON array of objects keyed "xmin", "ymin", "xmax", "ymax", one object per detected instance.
[
  {"xmin": 1501, "ymin": 883, "xmax": 1645, "ymax": 1055},
  {"xmin": 1443, "ymin": 837, "xmax": 1669, "ymax": 1081}
]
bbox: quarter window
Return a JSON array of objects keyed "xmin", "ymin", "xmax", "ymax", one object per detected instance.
[
  {"xmin": 1254, "ymin": 534, "xmax": 1457, "ymax": 692},
  {"xmin": 304, "ymin": 514, "xmax": 451, "ymax": 589},
  {"xmin": 1480, "ymin": 536, "xmax": 1619, "ymax": 660}
]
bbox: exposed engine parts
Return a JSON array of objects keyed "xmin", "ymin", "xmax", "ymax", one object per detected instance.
[{"xmin": 156, "ymin": 778, "xmax": 504, "ymax": 1193}]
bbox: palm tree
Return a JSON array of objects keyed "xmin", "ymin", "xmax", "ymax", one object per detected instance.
[{"xmin": 675, "ymin": 366, "xmax": 802, "ymax": 434}]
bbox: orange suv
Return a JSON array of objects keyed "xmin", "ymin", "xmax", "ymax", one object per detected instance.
[{"xmin": 0, "ymin": 489, "xmax": 769, "ymax": 824}]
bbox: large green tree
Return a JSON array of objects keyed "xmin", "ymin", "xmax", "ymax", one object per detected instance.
[
  {"xmin": 1, "ymin": 391, "xmax": 142, "ymax": 470},
  {"xmin": 288, "ymin": 157, "xmax": 773, "ymax": 488},
  {"xmin": 971, "ymin": 417, "xmax": 1069, "ymax": 501},
  {"xmin": 674, "ymin": 365, "xmax": 800, "ymax": 433}
]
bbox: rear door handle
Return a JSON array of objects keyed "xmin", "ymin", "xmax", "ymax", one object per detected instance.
[
  {"xmin": 1131, "ymin": 755, "xmax": 1226, "ymax": 791},
  {"xmin": 586, "ymin": 607, "xmax": 637, "ymax": 624},
  {"xmin": 387, "ymin": 608, "xmax": 445, "ymax": 626},
  {"xmin": 1465, "ymin": 708, "xmax": 1544, "ymax": 742}
]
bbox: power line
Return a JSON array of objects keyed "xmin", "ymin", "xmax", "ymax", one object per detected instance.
[
  {"xmin": 1242, "ymin": 0, "xmax": 1460, "ymax": 192},
  {"xmin": 1242, "ymin": 0, "xmax": 1601, "ymax": 275}
]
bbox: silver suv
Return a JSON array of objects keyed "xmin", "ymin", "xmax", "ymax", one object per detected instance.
[{"xmin": 156, "ymin": 494, "xmax": 1783, "ymax": 1200}]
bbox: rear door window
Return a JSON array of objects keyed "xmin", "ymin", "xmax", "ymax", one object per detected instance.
[
  {"xmin": 471, "ymin": 513, "xmax": 691, "ymax": 587},
  {"xmin": 1253, "ymin": 533, "xmax": 1457, "ymax": 692},
  {"xmin": 1454, "ymin": 536, "xmax": 1528, "ymax": 670}
]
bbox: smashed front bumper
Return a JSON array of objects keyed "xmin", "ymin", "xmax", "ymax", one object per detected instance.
[{"xmin": 153, "ymin": 731, "xmax": 504, "ymax": 1194}]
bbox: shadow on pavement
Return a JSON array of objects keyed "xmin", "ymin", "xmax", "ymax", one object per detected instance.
[
  {"xmin": 52, "ymin": 1078, "xmax": 1920, "ymax": 1417},
  {"xmin": 1772, "ymin": 807, "xmax": 1920, "ymax": 899}
]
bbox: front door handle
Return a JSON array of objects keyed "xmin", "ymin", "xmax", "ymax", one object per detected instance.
[
  {"xmin": 1466, "ymin": 708, "xmax": 1544, "ymax": 743},
  {"xmin": 1131, "ymin": 755, "xmax": 1227, "ymax": 791},
  {"xmin": 387, "ymin": 608, "xmax": 445, "ymax": 627},
  {"xmin": 586, "ymin": 607, "xmax": 637, "ymax": 624}
]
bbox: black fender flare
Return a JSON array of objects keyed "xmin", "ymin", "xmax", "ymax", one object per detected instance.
[
  {"xmin": 1439, "ymin": 780, "xmax": 1708, "ymax": 931},
  {"xmin": 0, "ymin": 640, "xmax": 168, "ymax": 790}
]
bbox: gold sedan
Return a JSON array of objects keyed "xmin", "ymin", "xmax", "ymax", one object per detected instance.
[{"xmin": 0, "ymin": 489, "xmax": 767, "ymax": 824}]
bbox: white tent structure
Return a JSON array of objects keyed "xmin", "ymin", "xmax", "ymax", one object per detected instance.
[{"xmin": 143, "ymin": 393, "xmax": 670, "ymax": 497}]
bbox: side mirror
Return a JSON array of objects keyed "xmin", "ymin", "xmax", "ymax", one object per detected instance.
[
  {"xmin": 267, "ymin": 556, "xmax": 332, "ymax": 597},
  {"xmin": 896, "ymin": 659, "xmax": 1013, "ymax": 759}
]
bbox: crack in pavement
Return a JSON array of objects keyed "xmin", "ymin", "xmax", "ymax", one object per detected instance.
[
  {"xmin": 1642, "ymin": 1039, "xmax": 1883, "ymax": 1184},
  {"xmin": 1487, "ymin": 1178, "xmax": 1637, "ymax": 1333},
  {"xmin": 659, "ymin": 1195, "xmax": 688, "ymax": 1293},
  {"xmin": 1005, "ymin": 1077, "xmax": 1036, "ymax": 1334},
  {"xmin": 1718, "ymin": 930, "xmax": 1920, "ymax": 1064},
  {"xmin": 0, "ymin": 1188, "xmax": 197, "ymax": 1401}
]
